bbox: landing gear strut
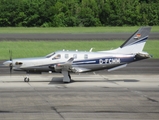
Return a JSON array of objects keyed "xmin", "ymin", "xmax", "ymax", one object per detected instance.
[
  {"xmin": 62, "ymin": 70, "xmax": 71, "ymax": 83},
  {"xmin": 68, "ymin": 73, "xmax": 71, "ymax": 79},
  {"xmin": 24, "ymin": 77, "xmax": 30, "ymax": 82}
]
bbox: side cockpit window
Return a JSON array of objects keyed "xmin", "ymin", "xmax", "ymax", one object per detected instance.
[{"xmin": 52, "ymin": 54, "xmax": 61, "ymax": 60}]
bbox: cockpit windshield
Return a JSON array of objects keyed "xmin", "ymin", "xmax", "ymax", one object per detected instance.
[{"xmin": 45, "ymin": 52, "xmax": 55, "ymax": 58}]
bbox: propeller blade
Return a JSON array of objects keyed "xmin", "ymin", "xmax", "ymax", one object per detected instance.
[
  {"xmin": 9, "ymin": 50, "xmax": 12, "ymax": 61},
  {"xmin": 9, "ymin": 50, "xmax": 13, "ymax": 75},
  {"xmin": 10, "ymin": 63, "xmax": 12, "ymax": 75}
]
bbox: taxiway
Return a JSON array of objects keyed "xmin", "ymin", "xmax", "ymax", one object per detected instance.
[{"xmin": 0, "ymin": 33, "xmax": 159, "ymax": 40}]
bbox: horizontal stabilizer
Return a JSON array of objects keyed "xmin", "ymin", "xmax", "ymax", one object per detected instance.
[
  {"xmin": 135, "ymin": 53, "xmax": 151, "ymax": 60},
  {"xmin": 108, "ymin": 64, "xmax": 127, "ymax": 72}
]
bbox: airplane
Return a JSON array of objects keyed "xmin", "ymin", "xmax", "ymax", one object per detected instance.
[{"xmin": 3, "ymin": 27, "xmax": 152, "ymax": 83}]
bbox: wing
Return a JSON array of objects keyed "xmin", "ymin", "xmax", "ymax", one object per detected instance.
[
  {"xmin": 53, "ymin": 57, "xmax": 91, "ymax": 73},
  {"xmin": 71, "ymin": 67, "xmax": 90, "ymax": 73},
  {"xmin": 54, "ymin": 57, "xmax": 74, "ymax": 71}
]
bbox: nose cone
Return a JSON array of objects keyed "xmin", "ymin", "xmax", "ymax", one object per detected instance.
[{"xmin": 3, "ymin": 60, "xmax": 12, "ymax": 66}]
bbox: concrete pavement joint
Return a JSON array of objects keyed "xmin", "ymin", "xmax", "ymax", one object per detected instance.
[
  {"xmin": 101, "ymin": 75, "xmax": 119, "ymax": 85},
  {"xmin": 27, "ymin": 82, "xmax": 65, "ymax": 120},
  {"xmin": 127, "ymin": 88, "xmax": 159, "ymax": 104}
]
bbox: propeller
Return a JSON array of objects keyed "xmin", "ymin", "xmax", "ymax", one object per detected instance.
[{"xmin": 9, "ymin": 50, "xmax": 13, "ymax": 75}]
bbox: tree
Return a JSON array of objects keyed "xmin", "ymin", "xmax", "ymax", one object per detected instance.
[
  {"xmin": 0, "ymin": 0, "xmax": 159, "ymax": 27},
  {"xmin": 78, "ymin": 0, "xmax": 101, "ymax": 26}
]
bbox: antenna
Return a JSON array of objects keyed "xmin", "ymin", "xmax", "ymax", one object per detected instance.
[{"xmin": 89, "ymin": 48, "xmax": 93, "ymax": 52}]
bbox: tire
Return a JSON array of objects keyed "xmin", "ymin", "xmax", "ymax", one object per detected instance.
[{"xmin": 24, "ymin": 77, "xmax": 30, "ymax": 82}]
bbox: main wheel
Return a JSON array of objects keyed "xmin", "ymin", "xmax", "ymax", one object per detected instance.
[{"xmin": 24, "ymin": 77, "xmax": 30, "ymax": 82}]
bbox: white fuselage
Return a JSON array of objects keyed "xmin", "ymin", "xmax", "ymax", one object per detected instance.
[{"xmin": 10, "ymin": 50, "xmax": 136, "ymax": 73}]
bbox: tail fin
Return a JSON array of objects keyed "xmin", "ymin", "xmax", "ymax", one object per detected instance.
[{"xmin": 106, "ymin": 27, "xmax": 151, "ymax": 54}]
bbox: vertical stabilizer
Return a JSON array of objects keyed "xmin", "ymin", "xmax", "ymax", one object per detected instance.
[
  {"xmin": 103, "ymin": 27, "xmax": 151, "ymax": 54},
  {"xmin": 120, "ymin": 27, "xmax": 151, "ymax": 48},
  {"xmin": 118, "ymin": 27, "xmax": 151, "ymax": 54}
]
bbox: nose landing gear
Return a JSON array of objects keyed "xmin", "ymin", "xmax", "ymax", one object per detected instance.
[{"xmin": 24, "ymin": 77, "xmax": 30, "ymax": 82}]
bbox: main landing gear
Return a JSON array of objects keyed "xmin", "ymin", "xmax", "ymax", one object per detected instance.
[{"xmin": 62, "ymin": 70, "xmax": 71, "ymax": 83}]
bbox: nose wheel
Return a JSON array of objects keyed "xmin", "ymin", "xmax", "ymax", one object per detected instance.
[{"xmin": 24, "ymin": 77, "xmax": 30, "ymax": 82}]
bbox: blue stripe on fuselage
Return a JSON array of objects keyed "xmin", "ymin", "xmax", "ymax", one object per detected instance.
[{"xmin": 72, "ymin": 56, "xmax": 135, "ymax": 65}]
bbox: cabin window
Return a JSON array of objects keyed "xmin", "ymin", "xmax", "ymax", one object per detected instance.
[
  {"xmin": 84, "ymin": 54, "xmax": 88, "ymax": 59},
  {"xmin": 52, "ymin": 54, "xmax": 61, "ymax": 60},
  {"xmin": 65, "ymin": 54, "xmax": 69, "ymax": 59},
  {"xmin": 73, "ymin": 54, "xmax": 77, "ymax": 59}
]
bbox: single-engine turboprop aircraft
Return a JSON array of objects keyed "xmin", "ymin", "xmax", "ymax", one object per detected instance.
[{"xmin": 3, "ymin": 27, "xmax": 152, "ymax": 83}]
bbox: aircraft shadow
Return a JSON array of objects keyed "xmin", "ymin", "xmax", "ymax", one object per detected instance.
[
  {"xmin": 1, "ymin": 77, "xmax": 139, "ymax": 84},
  {"xmin": 49, "ymin": 77, "xmax": 139, "ymax": 84},
  {"xmin": 107, "ymin": 79, "xmax": 139, "ymax": 82},
  {"xmin": 0, "ymin": 110, "xmax": 12, "ymax": 113},
  {"xmin": 49, "ymin": 77, "xmax": 64, "ymax": 84}
]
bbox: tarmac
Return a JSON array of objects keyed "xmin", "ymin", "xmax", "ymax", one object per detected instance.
[
  {"xmin": 0, "ymin": 32, "xmax": 159, "ymax": 40},
  {"xmin": 0, "ymin": 73, "xmax": 159, "ymax": 120}
]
